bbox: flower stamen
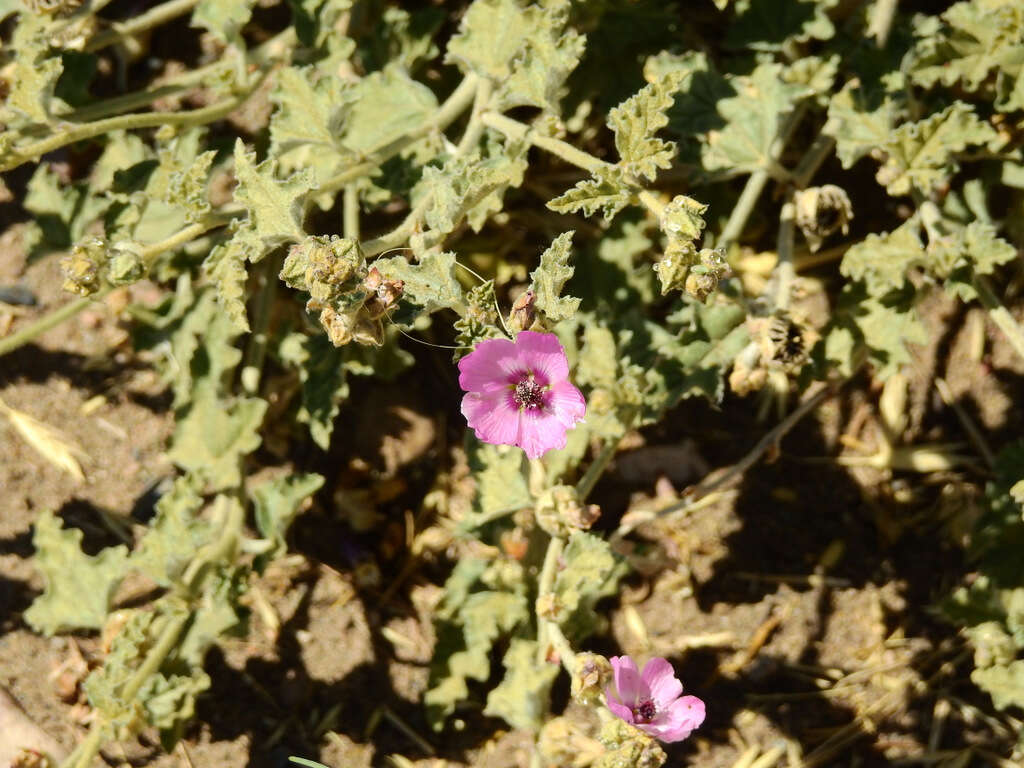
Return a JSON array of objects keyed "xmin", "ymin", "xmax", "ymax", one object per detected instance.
[
  {"xmin": 634, "ymin": 699, "xmax": 657, "ymax": 723},
  {"xmin": 513, "ymin": 376, "xmax": 545, "ymax": 410}
]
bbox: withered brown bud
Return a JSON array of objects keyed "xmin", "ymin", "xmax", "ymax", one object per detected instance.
[
  {"xmin": 571, "ymin": 652, "xmax": 612, "ymax": 705},
  {"xmin": 508, "ymin": 289, "xmax": 537, "ymax": 332},
  {"xmin": 794, "ymin": 185, "xmax": 853, "ymax": 252}
]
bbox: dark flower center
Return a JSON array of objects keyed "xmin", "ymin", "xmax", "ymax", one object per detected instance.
[
  {"xmin": 513, "ymin": 377, "xmax": 545, "ymax": 410},
  {"xmin": 634, "ymin": 699, "xmax": 657, "ymax": 723}
]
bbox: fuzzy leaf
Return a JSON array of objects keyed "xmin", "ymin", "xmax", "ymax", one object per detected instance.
[
  {"xmin": 971, "ymin": 661, "xmax": 1024, "ymax": 711},
  {"xmin": 554, "ymin": 532, "xmax": 626, "ymax": 641},
  {"xmin": 446, "ymin": 0, "xmax": 584, "ymax": 112},
  {"xmin": 841, "ymin": 219, "xmax": 925, "ymax": 295},
  {"xmin": 874, "ymin": 102, "xmax": 997, "ymax": 196},
  {"xmin": 24, "ymin": 510, "xmax": 130, "ymax": 635},
  {"xmin": 232, "ymin": 139, "xmax": 314, "ymax": 254},
  {"xmin": 167, "ymin": 385, "xmax": 267, "ymax": 492},
  {"xmin": 824, "ymin": 84, "xmax": 900, "ymax": 169},
  {"xmin": 529, "ymin": 231, "xmax": 580, "ymax": 323},
  {"xmin": 417, "ymin": 138, "xmax": 529, "ymax": 234},
  {"xmin": 910, "ymin": 1, "xmax": 1024, "ymax": 110},
  {"xmin": 645, "ymin": 51, "xmax": 732, "ymax": 149},
  {"xmin": 176, "ymin": 555, "xmax": 247, "ymax": 665},
  {"xmin": 202, "ymin": 239, "xmax": 250, "ymax": 333},
  {"xmin": 547, "ymin": 165, "xmax": 633, "ymax": 222},
  {"xmin": 1, "ymin": 14, "xmax": 65, "ymax": 127},
  {"xmin": 340, "ymin": 64, "xmax": 438, "ymax": 155},
  {"xmin": 131, "ymin": 474, "xmax": 212, "ymax": 588},
  {"xmin": 702, "ymin": 63, "xmax": 811, "ymax": 175},
  {"xmin": 279, "ymin": 333, "xmax": 350, "ymax": 449},
  {"xmin": 425, "ymin": 589, "xmax": 529, "ymax": 729},
  {"xmin": 252, "ymin": 473, "xmax": 324, "ymax": 558},
  {"xmin": 484, "ymin": 640, "xmax": 559, "ymax": 731},
  {"xmin": 374, "ymin": 250, "xmax": 465, "ymax": 315},
  {"xmin": 463, "ymin": 441, "xmax": 532, "ymax": 527},
  {"xmin": 192, "ymin": 0, "xmax": 256, "ymax": 45},
  {"xmin": 608, "ymin": 74, "xmax": 682, "ymax": 181}
]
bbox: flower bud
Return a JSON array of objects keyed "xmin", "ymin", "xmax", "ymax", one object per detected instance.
[
  {"xmin": 535, "ymin": 592, "xmax": 564, "ymax": 622},
  {"xmin": 794, "ymin": 185, "xmax": 853, "ymax": 252},
  {"xmin": 106, "ymin": 243, "xmax": 146, "ymax": 286},
  {"xmin": 508, "ymin": 289, "xmax": 537, "ymax": 332},
  {"xmin": 60, "ymin": 237, "xmax": 107, "ymax": 296},
  {"xmin": 595, "ymin": 718, "xmax": 667, "ymax": 768},
  {"xmin": 571, "ymin": 652, "xmax": 612, "ymax": 705},
  {"xmin": 534, "ymin": 485, "xmax": 598, "ymax": 536}
]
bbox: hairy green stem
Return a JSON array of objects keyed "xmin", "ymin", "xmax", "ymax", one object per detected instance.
[
  {"xmin": 241, "ymin": 257, "xmax": 279, "ymax": 395},
  {"xmin": 343, "ymin": 184, "xmax": 360, "ymax": 241},
  {"xmin": 792, "ymin": 133, "xmax": 836, "ymax": 190},
  {"xmin": 719, "ymin": 170, "xmax": 769, "ymax": 249},
  {"xmin": 0, "ymin": 289, "xmax": 111, "ymax": 358},
  {"xmin": 0, "ymin": 215, "xmax": 236, "ymax": 359},
  {"xmin": 457, "ymin": 78, "xmax": 494, "ymax": 155},
  {"xmin": 3, "ymin": 83, "xmax": 262, "ymax": 173},
  {"xmin": 84, "ymin": 0, "xmax": 200, "ymax": 52},
  {"xmin": 867, "ymin": 0, "xmax": 900, "ymax": 48},
  {"xmin": 774, "ymin": 200, "xmax": 796, "ymax": 312},
  {"xmin": 974, "ymin": 275, "xmax": 1024, "ymax": 364},
  {"xmin": 535, "ymin": 534, "xmax": 565, "ymax": 664},
  {"xmin": 575, "ymin": 436, "xmax": 621, "ymax": 502}
]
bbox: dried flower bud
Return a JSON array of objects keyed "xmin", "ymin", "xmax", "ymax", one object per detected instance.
[
  {"xmin": 535, "ymin": 484, "xmax": 595, "ymax": 536},
  {"xmin": 794, "ymin": 185, "xmax": 853, "ymax": 252},
  {"xmin": 362, "ymin": 267, "xmax": 404, "ymax": 319},
  {"xmin": 571, "ymin": 652, "xmax": 612, "ymax": 705},
  {"xmin": 508, "ymin": 289, "xmax": 537, "ymax": 332},
  {"xmin": 311, "ymin": 299, "xmax": 384, "ymax": 348},
  {"xmin": 595, "ymin": 718, "xmax": 667, "ymax": 768},
  {"xmin": 61, "ymin": 237, "xmax": 107, "ymax": 296}
]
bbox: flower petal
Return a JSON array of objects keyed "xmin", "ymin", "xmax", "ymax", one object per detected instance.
[
  {"xmin": 514, "ymin": 331, "xmax": 569, "ymax": 385},
  {"xmin": 604, "ymin": 688, "xmax": 635, "ymax": 724},
  {"xmin": 645, "ymin": 694, "xmax": 705, "ymax": 743},
  {"xmin": 462, "ymin": 389, "xmax": 519, "ymax": 446},
  {"xmin": 609, "ymin": 655, "xmax": 646, "ymax": 707},
  {"xmin": 518, "ymin": 405, "xmax": 581, "ymax": 459},
  {"xmin": 641, "ymin": 657, "xmax": 683, "ymax": 710},
  {"xmin": 458, "ymin": 336, "xmax": 524, "ymax": 393},
  {"xmin": 546, "ymin": 380, "xmax": 586, "ymax": 429}
]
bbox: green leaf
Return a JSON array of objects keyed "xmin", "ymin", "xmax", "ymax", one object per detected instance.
[
  {"xmin": 232, "ymin": 139, "xmax": 315, "ymax": 254},
  {"xmin": 192, "ymin": 0, "xmax": 256, "ymax": 45},
  {"xmin": 425, "ymin": 588, "xmax": 529, "ymax": 729},
  {"xmin": 841, "ymin": 219, "xmax": 925, "ymax": 296},
  {"xmin": 202, "ymin": 238, "xmax": 250, "ymax": 333},
  {"xmin": 554, "ymin": 532, "xmax": 626, "ymax": 642},
  {"xmin": 176, "ymin": 552, "xmax": 247, "ymax": 665},
  {"xmin": 24, "ymin": 510, "xmax": 130, "ymax": 635},
  {"xmin": 1, "ymin": 14, "xmax": 65, "ymax": 127},
  {"xmin": 139, "ymin": 670, "xmax": 211, "ymax": 751},
  {"xmin": 463, "ymin": 441, "xmax": 532, "ymax": 527},
  {"xmin": 529, "ymin": 231, "xmax": 580, "ymax": 323},
  {"xmin": 608, "ymin": 74, "xmax": 682, "ymax": 181},
  {"xmin": 910, "ymin": 1, "xmax": 1024, "ymax": 110},
  {"xmin": 279, "ymin": 332, "xmax": 350, "ymax": 449},
  {"xmin": 416, "ymin": 137, "xmax": 529, "ymax": 234},
  {"xmin": 726, "ymin": 0, "xmax": 836, "ymax": 52},
  {"xmin": 702, "ymin": 63, "xmax": 811, "ymax": 176},
  {"xmin": 824, "ymin": 84, "xmax": 900, "ymax": 169},
  {"xmin": 374, "ymin": 250, "xmax": 465, "ymax": 315},
  {"xmin": 547, "ymin": 165, "xmax": 633, "ymax": 222},
  {"xmin": 446, "ymin": 0, "xmax": 584, "ymax": 112},
  {"xmin": 340, "ymin": 64, "xmax": 439, "ymax": 155},
  {"xmin": 167, "ymin": 384, "xmax": 267, "ymax": 492},
  {"xmin": 131, "ymin": 473, "xmax": 212, "ymax": 588},
  {"xmin": 484, "ymin": 640, "xmax": 559, "ymax": 731},
  {"xmin": 971, "ymin": 661, "xmax": 1024, "ymax": 711},
  {"xmin": 645, "ymin": 51, "xmax": 732, "ymax": 150},
  {"xmin": 850, "ymin": 291, "xmax": 928, "ymax": 379},
  {"xmin": 874, "ymin": 102, "xmax": 997, "ymax": 196},
  {"xmin": 252, "ymin": 473, "xmax": 324, "ymax": 558}
]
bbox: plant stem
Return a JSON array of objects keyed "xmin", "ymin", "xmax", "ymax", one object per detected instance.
[
  {"xmin": 241, "ymin": 256, "xmax": 279, "ymax": 395},
  {"xmin": 773, "ymin": 199, "xmax": 796, "ymax": 312},
  {"xmin": 457, "ymin": 78, "xmax": 493, "ymax": 155},
  {"xmin": 575, "ymin": 436, "xmax": 621, "ymax": 502},
  {"xmin": 0, "ymin": 289, "xmax": 111, "ymax": 358},
  {"xmin": 0, "ymin": 215, "xmax": 236, "ymax": 359},
  {"xmin": 343, "ymin": 184, "xmax": 360, "ymax": 241},
  {"xmin": 792, "ymin": 133, "xmax": 836, "ymax": 190},
  {"xmin": 84, "ymin": 0, "xmax": 200, "ymax": 52},
  {"xmin": 867, "ymin": 0, "xmax": 900, "ymax": 48},
  {"xmin": 3, "ymin": 84, "xmax": 262, "ymax": 173},
  {"xmin": 535, "ymin": 534, "xmax": 565, "ymax": 664},
  {"xmin": 719, "ymin": 170, "xmax": 769, "ymax": 249},
  {"xmin": 974, "ymin": 275, "xmax": 1024, "ymax": 364}
]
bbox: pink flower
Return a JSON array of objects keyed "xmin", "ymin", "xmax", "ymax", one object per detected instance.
[
  {"xmin": 605, "ymin": 656, "xmax": 706, "ymax": 743},
  {"xmin": 458, "ymin": 331, "xmax": 585, "ymax": 460}
]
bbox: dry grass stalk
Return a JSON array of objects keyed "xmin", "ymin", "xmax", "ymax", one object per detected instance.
[{"xmin": 0, "ymin": 396, "xmax": 86, "ymax": 481}]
